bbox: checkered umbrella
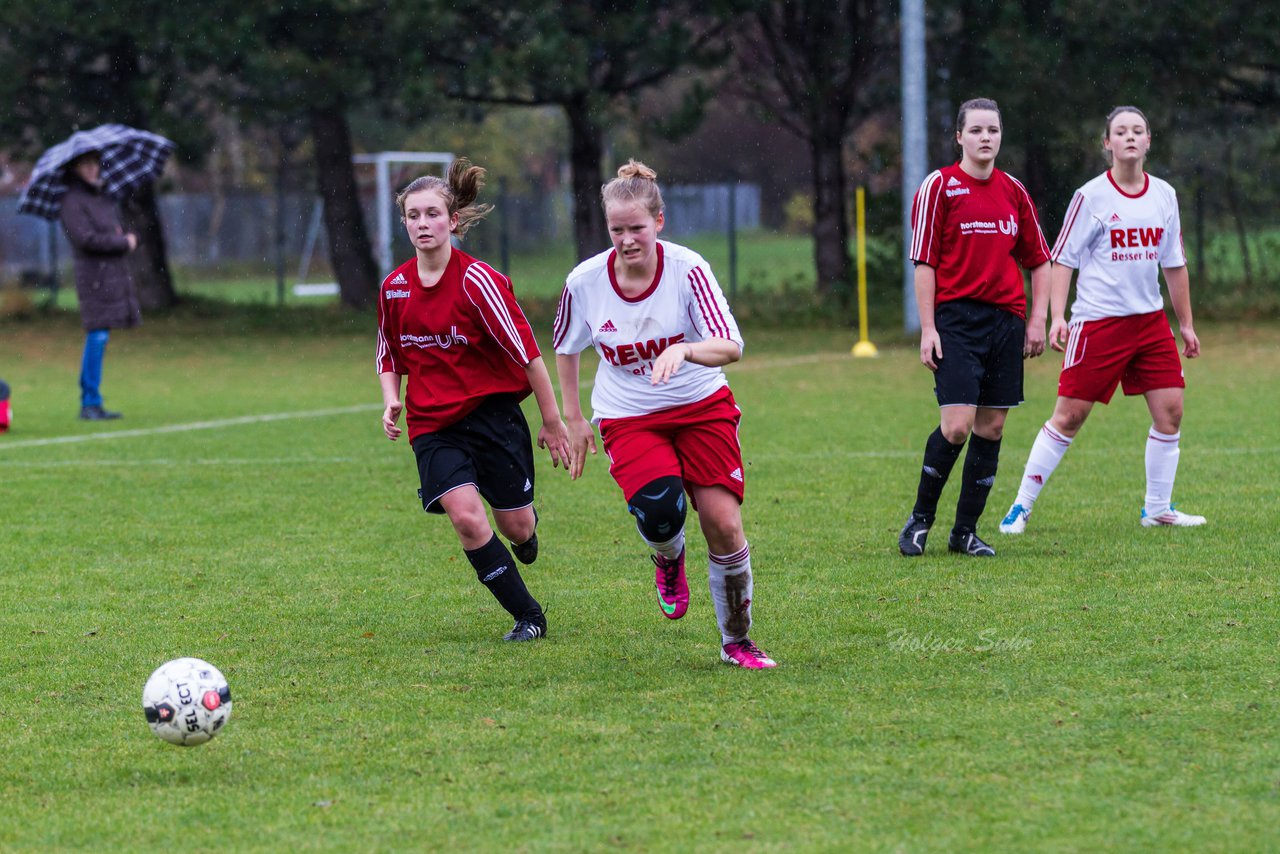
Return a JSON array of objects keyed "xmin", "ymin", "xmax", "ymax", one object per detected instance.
[{"xmin": 15, "ymin": 124, "xmax": 176, "ymax": 220}]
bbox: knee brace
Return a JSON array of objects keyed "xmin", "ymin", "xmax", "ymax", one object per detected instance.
[{"xmin": 627, "ymin": 476, "xmax": 687, "ymax": 542}]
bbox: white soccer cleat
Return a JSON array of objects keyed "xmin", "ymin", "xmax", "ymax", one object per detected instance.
[
  {"xmin": 1140, "ymin": 506, "xmax": 1207, "ymax": 527},
  {"xmin": 999, "ymin": 503, "xmax": 1030, "ymax": 534}
]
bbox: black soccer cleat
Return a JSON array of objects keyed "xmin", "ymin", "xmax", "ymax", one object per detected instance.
[
  {"xmin": 898, "ymin": 513, "xmax": 932, "ymax": 557},
  {"xmin": 948, "ymin": 530, "xmax": 996, "ymax": 557},
  {"xmin": 503, "ymin": 614, "xmax": 547, "ymax": 642}
]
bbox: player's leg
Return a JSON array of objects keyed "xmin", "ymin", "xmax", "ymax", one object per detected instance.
[
  {"xmin": 414, "ymin": 429, "xmax": 545, "ymax": 641},
  {"xmin": 900, "ymin": 305, "xmax": 983, "ymax": 556},
  {"xmin": 1139, "ymin": 387, "xmax": 1204, "ymax": 526},
  {"xmin": 627, "ymin": 474, "xmax": 690, "ymax": 619},
  {"xmin": 688, "ymin": 484, "xmax": 775, "ymax": 669},
  {"xmin": 946, "ymin": 305, "xmax": 1025, "ymax": 556},
  {"xmin": 675, "ymin": 395, "xmax": 775, "ymax": 669},
  {"xmin": 439, "ymin": 487, "xmax": 546, "ymax": 640},
  {"xmin": 493, "ymin": 506, "xmax": 539, "ymax": 565},
  {"xmin": 949, "ymin": 406, "xmax": 1004, "ymax": 556},
  {"xmin": 1121, "ymin": 315, "xmax": 1203, "ymax": 527},
  {"xmin": 1000, "ymin": 396, "xmax": 1093, "ymax": 533},
  {"xmin": 1003, "ymin": 316, "xmax": 1129, "ymax": 534},
  {"xmin": 599, "ymin": 415, "xmax": 689, "ymax": 619},
  {"xmin": 472, "ymin": 397, "xmax": 540, "ymax": 564}
]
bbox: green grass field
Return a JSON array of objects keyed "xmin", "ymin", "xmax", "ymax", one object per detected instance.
[{"xmin": 1, "ymin": 313, "xmax": 1278, "ymax": 851}]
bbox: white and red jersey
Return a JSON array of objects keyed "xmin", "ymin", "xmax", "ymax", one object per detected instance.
[
  {"xmin": 552, "ymin": 240, "xmax": 742, "ymax": 422},
  {"xmin": 1051, "ymin": 171, "xmax": 1186, "ymax": 323},
  {"xmin": 375, "ymin": 247, "xmax": 538, "ymax": 439},
  {"xmin": 911, "ymin": 162, "xmax": 1051, "ymax": 318}
]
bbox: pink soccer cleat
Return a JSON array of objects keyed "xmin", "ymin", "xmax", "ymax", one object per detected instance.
[
  {"xmin": 721, "ymin": 638, "xmax": 777, "ymax": 669},
  {"xmin": 652, "ymin": 549, "xmax": 689, "ymax": 620}
]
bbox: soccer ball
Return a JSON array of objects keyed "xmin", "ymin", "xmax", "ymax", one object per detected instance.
[{"xmin": 142, "ymin": 657, "xmax": 232, "ymax": 746}]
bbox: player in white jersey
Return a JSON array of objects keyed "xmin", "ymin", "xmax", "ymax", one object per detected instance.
[
  {"xmin": 1000, "ymin": 106, "xmax": 1205, "ymax": 535},
  {"xmin": 554, "ymin": 160, "xmax": 775, "ymax": 669}
]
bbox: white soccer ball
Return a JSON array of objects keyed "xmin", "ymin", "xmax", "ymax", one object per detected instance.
[{"xmin": 142, "ymin": 657, "xmax": 232, "ymax": 746}]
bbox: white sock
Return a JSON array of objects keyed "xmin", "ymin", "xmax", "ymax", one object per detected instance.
[
  {"xmin": 1145, "ymin": 428, "xmax": 1181, "ymax": 516},
  {"xmin": 1014, "ymin": 422, "xmax": 1073, "ymax": 509},
  {"xmin": 641, "ymin": 528, "xmax": 685, "ymax": 560},
  {"xmin": 707, "ymin": 543, "xmax": 752, "ymax": 644}
]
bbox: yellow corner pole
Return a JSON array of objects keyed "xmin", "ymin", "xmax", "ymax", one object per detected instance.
[{"xmin": 851, "ymin": 186, "xmax": 878, "ymax": 357}]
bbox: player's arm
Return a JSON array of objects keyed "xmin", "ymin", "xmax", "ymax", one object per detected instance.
[
  {"xmin": 650, "ymin": 337, "xmax": 741, "ymax": 385},
  {"xmin": 914, "ymin": 263, "xmax": 942, "ymax": 371},
  {"xmin": 554, "ymin": 352, "xmax": 596, "ymax": 480},
  {"xmin": 1047, "ymin": 263, "xmax": 1076, "ymax": 352},
  {"xmin": 652, "ymin": 264, "xmax": 744, "ymax": 385},
  {"xmin": 1163, "ymin": 265, "xmax": 1199, "ymax": 358},
  {"xmin": 379, "ymin": 371, "xmax": 403, "ymax": 441},
  {"xmin": 523, "ymin": 356, "xmax": 570, "ymax": 469},
  {"xmin": 1024, "ymin": 261, "xmax": 1050, "ymax": 358}
]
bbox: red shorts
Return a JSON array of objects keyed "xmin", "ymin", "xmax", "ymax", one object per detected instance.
[
  {"xmin": 1058, "ymin": 311, "xmax": 1184, "ymax": 404},
  {"xmin": 598, "ymin": 386, "xmax": 744, "ymax": 509}
]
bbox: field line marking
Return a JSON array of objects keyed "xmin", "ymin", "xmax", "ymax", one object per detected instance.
[
  {"xmin": 0, "ymin": 456, "xmax": 383, "ymax": 469},
  {"xmin": 0, "ymin": 353, "xmax": 841, "ymax": 453},
  {"xmin": 0, "ymin": 404, "xmax": 381, "ymax": 452}
]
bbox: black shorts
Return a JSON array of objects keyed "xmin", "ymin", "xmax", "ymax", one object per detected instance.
[
  {"xmin": 932, "ymin": 299, "xmax": 1025, "ymax": 408},
  {"xmin": 411, "ymin": 395, "xmax": 536, "ymax": 514}
]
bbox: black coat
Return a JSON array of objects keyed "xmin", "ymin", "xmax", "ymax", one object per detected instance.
[{"xmin": 59, "ymin": 177, "xmax": 141, "ymax": 331}]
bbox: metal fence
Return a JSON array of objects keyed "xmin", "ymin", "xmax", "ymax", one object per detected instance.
[{"xmin": 0, "ymin": 182, "xmax": 761, "ymax": 283}]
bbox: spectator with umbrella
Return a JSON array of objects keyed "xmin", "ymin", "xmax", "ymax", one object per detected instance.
[{"xmin": 17, "ymin": 124, "xmax": 174, "ymax": 421}]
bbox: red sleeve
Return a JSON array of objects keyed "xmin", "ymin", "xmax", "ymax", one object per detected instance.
[
  {"xmin": 1010, "ymin": 177, "xmax": 1051, "ymax": 269},
  {"xmin": 910, "ymin": 171, "xmax": 945, "ymax": 267},
  {"xmin": 375, "ymin": 287, "xmax": 403, "ymax": 374},
  {"xmin": 463, "ymin": 262, "xmax": 541, "ymax": 366}
]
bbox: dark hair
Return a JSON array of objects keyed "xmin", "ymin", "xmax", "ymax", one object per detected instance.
[
  {"xmin": 956, "ymin": 98, "xmax": 1002, "ymax": 134},
  {"xmin": 601, "ymin": 159, "xmax": 664, "ymax": 218},
  {"xmin": 395, "ymin": 157, "xmax": 493, "ymax": 237}
]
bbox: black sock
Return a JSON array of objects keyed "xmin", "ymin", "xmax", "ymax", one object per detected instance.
[
  {"xmin": 464, "ymin": 534, "xmax": 542, "ymax": 622},
  {"xmin": 955, "ymin": 433, "xmax": 1001, "ymax": 533},
  {"xmin": 913, "ymin": 427, "xmax": 965, "ymax": 521}
]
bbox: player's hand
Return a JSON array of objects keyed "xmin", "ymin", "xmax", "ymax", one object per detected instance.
[
  {"xmin": 382, "ymin": 401, "xmax": 403, "ymax": 441},
  {"xmin": 565, "ymin": 415, "xmax": 597, "ymax": 480},
  {"xmin": 537, "ymin": 418, "xmax": 572, "ymax": 471},
  {"xmin": 650, "ymin": 343, "xmax": 691, "ymax": 385},
  {"xmin": 919, "ymin": 329, "xmax": 942, "ymax": 371},
  {"xmin": 1049, "ymin": 318, "xmax": 1070, "ymax": 353},
  {"xmin": 1024, "ymin": 321, "xmax": 1046, "ymax": 359},
  {"xmin": 1181, "ymin": 325, "xmax": 1200, "ymax": 359}
]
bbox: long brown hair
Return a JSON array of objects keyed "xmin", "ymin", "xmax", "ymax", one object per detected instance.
[{"xmin": 395, "ymin": 157, "xmax": 494, "ymax": 237}]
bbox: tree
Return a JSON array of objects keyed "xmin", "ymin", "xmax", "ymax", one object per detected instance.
[
  {"xmin": 410, "ymin": 0, "xmax": 744, "ymax": 261},
  {"xmin": 730, "ymin": 0, "xmax": 894, "ymax": 296},
  {"xmin": 200, "ymin": 2, "xmax": 397, "ymax": 310}
]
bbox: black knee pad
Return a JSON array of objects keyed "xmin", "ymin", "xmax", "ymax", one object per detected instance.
[{"xmin": 627, "ymin": 476, "xmax": 687, "ymax": 542}]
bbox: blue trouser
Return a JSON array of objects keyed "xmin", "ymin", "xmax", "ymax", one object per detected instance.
[{"xmin": 80, "ymin": 329, "xmax": 110, "ymax": 407}]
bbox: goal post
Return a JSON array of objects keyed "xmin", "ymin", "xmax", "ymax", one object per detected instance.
[{"xmin": 353, "ymin": 151, "xmax": 455, "ymax": 279}]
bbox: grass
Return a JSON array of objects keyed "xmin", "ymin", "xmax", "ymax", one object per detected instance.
[{"xmin": 1, "ymin": 312, "xmax": 1278, "ymax": 851}]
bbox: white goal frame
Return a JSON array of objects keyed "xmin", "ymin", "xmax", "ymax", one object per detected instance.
[{"xmin": 295, "ymin": 151, "xmax": 454, "ymax": 292}]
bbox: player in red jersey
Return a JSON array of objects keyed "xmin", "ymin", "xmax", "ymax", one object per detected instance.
[
  {"xmin": 376, "ymin": 159, "xmax": 571, "ymax": 642},
  {"xmin": 899, "ymin": 98, "xmax": 1051, "ymax": 558},
  {"xmin": 1000, "ymin": 106, "xmax": 1205, "ymax": 534},
  {"xmin": 554, "ymin": 161, "xmax": 775, "ymax": 669}
]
